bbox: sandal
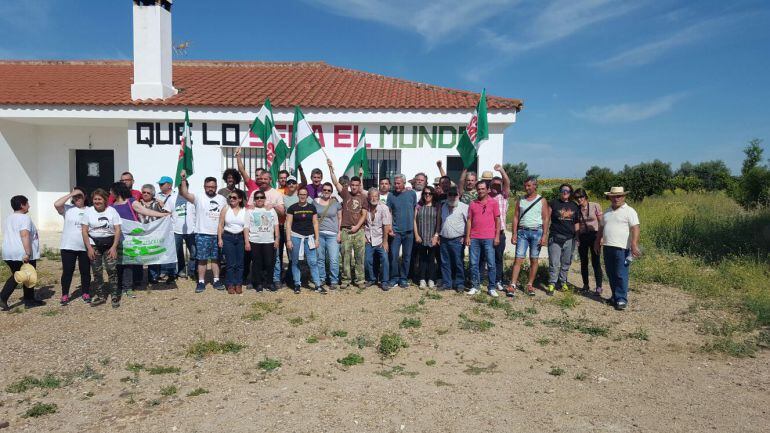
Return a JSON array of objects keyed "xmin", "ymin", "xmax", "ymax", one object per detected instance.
[{"xmin": 526, "ymin": 284, "xmax": 535, "ymax": 296}]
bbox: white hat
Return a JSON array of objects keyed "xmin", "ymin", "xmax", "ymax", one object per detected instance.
[{"xmin": 604, "ymin": 186, "xmax": 629, "ymax": 196}]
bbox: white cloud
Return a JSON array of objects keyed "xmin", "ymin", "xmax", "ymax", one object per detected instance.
[
  {"xmin": 572, "ymin": 93, "xmax": 686, "ymax": 124},
  {"xmin": 592, "ymin": 14, "xmax": 748, "ymax": 69},
  {"xmin": 303, "ymin": 0, "xmax": 518, "ymax": 47},
  {"xmin": 483, "ymin": 0, "xmax": 641, "ymax": 53}
]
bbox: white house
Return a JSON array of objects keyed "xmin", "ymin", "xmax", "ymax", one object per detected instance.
[{"xmin": 0, "ymin": 0, "xmax": 522, "ymax": 232}]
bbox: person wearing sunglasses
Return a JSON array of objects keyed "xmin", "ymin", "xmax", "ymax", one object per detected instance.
[
  {"xmin": 314, "ymin": 182, "xmax": 342, "ymax": 290},
  {"xmin": 217, "ymin": 189, "xmax": 248, "ymax": 294},
  {"xmin": 573, "ymin": 188, "xmax": 604, "ymax": 295},
  {"xmin": 546, "ymin": 183, "xmax": 580, "ymax": 295},
  {"xmin": 139, "ymin": 184, "xmax": 171, "ymax": 285},
  {"xmin": 286, "ymin": 186, "xmax": 321, "ymax": 294},
  {"xmin": 53, "ymin": 188, "xmax": 91, "ymax": 305},
  {"xmin": 244, "ymin": 190, "xmax": 279, "ymax": 292},
  {"xmin": 414, "ymin": 186, "xmax": 439, "ymax": 289}
]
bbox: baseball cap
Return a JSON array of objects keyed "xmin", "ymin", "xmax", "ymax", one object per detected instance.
[
  {"xmin": 286, "ymin": 176, "xmax": 298, "ymax": 184},
  {"xmin": 157, "ymin": 176, "xmax": 173, "ymax": 185}
]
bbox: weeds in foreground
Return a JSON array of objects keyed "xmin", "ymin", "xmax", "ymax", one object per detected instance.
[
  {"xmin": 376, "ymin": 365, "xmax": 418, "ymax": 379},
  {"xmin": 425, "ymin": 359, "xmax": 436, "ymax": 366},
  {"xmin": 553, "ymin": 291, "xmax": 579, "ymax": 310},
  {"xmin": 306, "ymin": 335, "xmax": 319, "ymax": 344},
  {"xmin": 160, "ymin": 385, "xmax": 177, "ymax": 396},
  {"xmin": 542, "ymin": 316, "xmax": 609, "ymax": 337},
  {"xmin": 399, "ymin": 317, "xmax": 422, "ymax": 329},
  {"xmin": 186, "ymin": 340, "xmax": 245, "ymax": 359},
  {"xmin": 332, "ymin": 330, "xmax": 348, "ymax": 338},
  {"xmin": 378, "ymin": 333, "xmax": 408, "ymax": 357},
  {"xmin": 627, "ymin": 328, "xmax": 650, "ymax": 341},
  {"xmin": 257, "ymin": 357, "xmax": 282, "ymax": 372},
  {"xmin": 187, "ymin": 388, "xmax": 209, "ymax": 397},
  {"xmin": 22, "ymin": 402, "xmax": 57, "ymax": 418},
  {"xmin": 702, "ymin": 337, "xmax": 758, "ymax": 358},
  {"xmin": 6, "ymin": 374, "xmax": 61, "ymax": 393},
  {"xmin": 549, "ymin": 366, "xmax": 565, "ymax": 376},
  {"xmin": 463, "ymin": 363, "xmax": 499, "ymax": 375},
  {"xmin": 337, "ymin": 353, "xmax": 365, "ymax": 366},
  {"xmin": 574, "ymin": 372, "xmax": 587, "ymax": 381},
  {"xmin": 458, "ymin": 313, "xmax": 495, "ymax": 332},
  {"xmin": 147, "ymin": 366, "xmax": 181, "ymax": 375}
]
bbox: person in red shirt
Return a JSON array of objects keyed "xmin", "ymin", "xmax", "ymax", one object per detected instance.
[
  {"xmin": 464, "ymin": 180, "xmax": 501, "ymax": 297},
  {"xmin": 108, "ymin": 171, "xmax": 142, "ymax": 205}
]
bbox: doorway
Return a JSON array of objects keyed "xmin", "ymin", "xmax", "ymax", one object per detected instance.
[{"xmin": 75, "ymin": 150, "xmax": 115, "ymax": 197}]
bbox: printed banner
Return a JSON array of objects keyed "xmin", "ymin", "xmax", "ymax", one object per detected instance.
[{"xmin": 120, "ymin": 217, "xmax": 177, "ymax": 265}]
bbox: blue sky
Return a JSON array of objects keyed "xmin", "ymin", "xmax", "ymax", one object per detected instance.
[{"xmin": 1, "ymin": 0, "xmax": 769, "ymax": 177}]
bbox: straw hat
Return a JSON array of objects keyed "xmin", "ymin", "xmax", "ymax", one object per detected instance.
[
  {"xmin": 480, "ymin": 170, "xmax": 494, "ymax": 180},
  {"xmin": 604, "ymin": 186, "xmax": 629, "ymax": 196},
  {"xmin": 13, "ymin": 263, "xmax": 38, "ymax": 288}
]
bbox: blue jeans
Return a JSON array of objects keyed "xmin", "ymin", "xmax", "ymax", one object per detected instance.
[
  {"xmin": 273, "ymin": 225, "xmax": 288, "ymax": 284},
  {"xmin": 389, "ymin": 231, "xmax": 414, "ymax": 286},
  {"xmin": 290, "ymin": 236, "xmax": 320, "ymax": 287},
  {"xmin": 440, "ymin": 236, "xmax": 465, "ymax": 290},
  {"xmin": 175, "ymin": 233, "xmax": 196, "ymax": 275},
  {"xmin": 317, "ymin": 232, "xmax": 340, "ymax": 285},
  {"xmin": 221, "ymin": 232, "xmax": 244, "ymax": 287},
  {"xmin": 470, "ymin": 238, "xmax": 496, "ymax": 290},
  {"xmin": 365, "ymin": 243, "xmax": 389, "ymax": 285},
  {"xmin": 515, "ymin": 227, "xmax": 544, "ymax": 259},
  {"xmin": 603, "ymin": 246, "xmax": 630, "ymax": 304}
]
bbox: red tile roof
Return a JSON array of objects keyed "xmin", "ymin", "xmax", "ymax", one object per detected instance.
[{"xmin": 0, "ymin": 60, "xmax": 522, "ymax": 111}]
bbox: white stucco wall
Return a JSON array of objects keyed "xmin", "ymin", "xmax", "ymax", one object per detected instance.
[{"xmin": 0, "ymin": 119, "xmax": 38, "ymax": 235}]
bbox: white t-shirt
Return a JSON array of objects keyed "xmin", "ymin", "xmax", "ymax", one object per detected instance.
[
  {"xmin": 602, "ymin": 203, "xmax": 640, "ymax": 249},
  {"xmin": 81, "ymin": 206, "xmax": 122, "ymax": 244},
  {"xmin": 223, "ymin": 207, "xmax": 247, "ymax": 234},
  {"xmin": 247, "ymin": 207, "xmax": 278, "ymax": 244},
  {"xmin": 165, "ymin": 193, "xmax": 196, "ymax": 235},
  {"xmin": 192, "ymin": 191, "xmax": 226, "ymax": 235},
  {"xmin": 2, "ymin": 213, "xmax": 40, "ymax": 261},
  {"xmin": 60, "ymin": 205, "xmax": 87, "ymax": 251}
]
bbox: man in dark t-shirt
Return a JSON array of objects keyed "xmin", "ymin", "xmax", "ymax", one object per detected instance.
[
  {"xmin": 327, "ymin": 159, "xmax": 367, "ymax": 288},
  {"xmin": 546, "ymin": 184, "xmax": 580, "ymax": 294}
]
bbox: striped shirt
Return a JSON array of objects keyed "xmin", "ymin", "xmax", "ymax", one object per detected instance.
[
  {"xmin": 415, "ymin": 204, "xmax": 438, "ymax": 246},
  {"xmin": 439, "ymin": 201, "xmax": 468, "ymax": 239}
]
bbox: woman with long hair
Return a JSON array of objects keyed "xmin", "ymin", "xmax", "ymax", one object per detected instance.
[
  {"xmin": 54, "ymin": 187, "xmax": 91, "ymax": 305},
  {"xmin": 573, "ymin": 188, "xmax": 604, "ymax": 294},
  {"xmin": 414, "ymin": 185, "xmax": 439, "ymax": 288},
  {"xmin": 218, "ymin": 188, "xmax": 248, "ymax": 294},
  {"xmin": 286, "ymin": 186, "xmax": 321, "ymax": 294}
]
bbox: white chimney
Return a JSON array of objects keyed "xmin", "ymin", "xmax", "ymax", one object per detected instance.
[{"xmin": 131, "ymin": 0, "xmax": 177, "ymax": 100}]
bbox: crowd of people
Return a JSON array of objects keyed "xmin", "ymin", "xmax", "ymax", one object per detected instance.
[{"xmin": 1, "ymin": 156, "xmax": 640, "ymax": 312}]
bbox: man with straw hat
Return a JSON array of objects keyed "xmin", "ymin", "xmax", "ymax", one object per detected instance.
[{"xmin": 597, "ymin": 186, "xmax": 641, "ymax": 311}]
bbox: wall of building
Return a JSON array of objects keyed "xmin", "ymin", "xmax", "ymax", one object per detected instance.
[{"xmin": 0, "ymin": 119, "xmax": 38, "ymax": 235}]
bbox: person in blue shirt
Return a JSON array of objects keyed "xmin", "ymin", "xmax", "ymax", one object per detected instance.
[{"xmin": 386, "ymin": 174, "xmax": 417, "ymax": 288}]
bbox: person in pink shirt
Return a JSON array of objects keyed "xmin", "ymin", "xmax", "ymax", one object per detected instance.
[{"xmin": 464, "ymin": 180, "xmax": 501, "ymax": 297}]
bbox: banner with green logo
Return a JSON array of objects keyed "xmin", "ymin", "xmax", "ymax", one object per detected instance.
[{"xmin": 120, "ymin": 218, "xmax": 177, "ymax": 265}]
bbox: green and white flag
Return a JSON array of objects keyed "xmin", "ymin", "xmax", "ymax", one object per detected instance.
[
  {"xmin": 456, "ymin": 89, "xmax": 489, "ymax": 169},
  {"xmin": 251, "ymin": 99, "xmax": 291, "ymax": 187},
  {"xmin": 343, "ymin": 128, "xmax": 369, "ymax": 178},
  {"xmin": 174, "ymin": 108, "xmax": 194, "ymax": 187},
  {"xmin": 291, "ymin": 106, "xmax": 322, "ymax": 172}
]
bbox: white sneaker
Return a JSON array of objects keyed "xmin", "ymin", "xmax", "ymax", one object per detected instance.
[
  {"xmin": 496, "ymin": 282, "xmax": 504, "ymax": 292},
  {"xmin": 466, "ymin": 287, "xmax": 480, "ymax": 295},
  {"xmin": 419, "ymin": 279, "xmax": 427, "ymax": 289},
  {"xmin": 488, "ymin": 289, "xmax": 499, "ymax": 298},
  {"xmin": 428, "ymin": 280, "xmax": 435, "ymax": 288}
]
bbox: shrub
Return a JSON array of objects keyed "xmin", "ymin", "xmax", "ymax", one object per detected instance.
[
  {"xmin": 675, "ymin": 160, "xmax": 732, "ymax": 191},
  {"xmin": 583, "ymin": 166, "xmax": 617, "ymax": 196},
  {"xmin": 187, "ymin": 387, "xmax": 209, "ymax": 397},
  {"xmin": 23, "ymin": 402, "xmax": 57, "ymax": 418},
  {"xmin": 399, "ymin": 317, "xmax": 422, "ymax": 329},
  {"xmin": 257, "ymin": 357, "xmax": 282, "ymax": 371},
  {"xmin": 378, "ymin": 333, "xmax": 408, "ymax": 357},
  {"xmin": 337, "ymin": 353, "xmax": 364, "ymax": 366},
  {"xmin": 186, "ymin": 340, "xmax": 245, "ymax": 359},
  {"xmin": 618, "ymin": 160, "xmax": 673, "ymax": 202},
  {"xmin": 504, "ymin": 162, "xmax": 536, "ymax": 193}
]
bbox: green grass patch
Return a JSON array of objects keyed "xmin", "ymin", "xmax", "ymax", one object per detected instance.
[
  {"xmin": 574, "ymin": 372, "xmax": 587, "ymax": 381},
  {"xmin": 542, "ymin": 316, "xmax": 609, "ymax": 337},
  {"xmin": 337, "ymin": 353, "xmax": 364, "ymax": 366},
  {"xmin": 257, "ymin": 357, "xmax": 282, "ymax": 372},
  {"xmin": 41, "ymin": 310, "xmax": 59, "ymax": 317},
  {"xmin": 186, "ymin": 340, "xmax": 246, "ymax": 359},
  {"xmin": 536, "ymin": 337, "xmax": 551, "ymax": 346},
  {"xmin": 702, "ymin": 337, "xmax": 758, "ymax": 358},
  {"xmin": 126, "ymin": 363, "xmax": 145, "ymax": 373},
  {"xmin": 378, "ymin": 333, "xmax": 409, "ymax": 357},
  {"xmin": 22, "ymin": 402, "xmax": 57, "ymax": 418},
  {"xmin": 288, "ymin": 317, "xmax": 304, "ymax": 326},
  {"xmin": 332, "ymin": 330, "xmax": 348, "ymax": 337},
  {"xmin": 458, "ymin": 313, "xmax": 495, "ymax": 332},
  {"xmin": 549, "ymin": 366, "xmax": 565, "ymax": 376},
  {"xmin": 399, "ymin": 317, "xmax": 422, "ymax": 329},
  {"xmin": 627, "ymin": 327, "xmax": 650, "ymax": 341},
  {"xmin": 347, "ymin": 334, "xmax": 374, "ymax": 349},
  {"xmin": 424, "ymin": 291, "xmax": 443, "ymax": 300},
  {"xmin": 160, "ymin": 385, "xmax": 177, "ymax": 396},
  {"xmin": 425, "ymin": 359, "xmax": 436, "ymax": 366},
  {"xmin": 306, "ymin": 335, "xmax": 319, "ymax": 344},
  {"xmin": 463, "ymin": 363, "xmax": 499, "ymax": 375},
  {"xmin": 397, "ymin": 303, "xmax": 426, "ymax": 315},
  {"xmin": 146, "ymin": 366, "xmax": 181, "ymax": 375},
  {"xmin": 187, "ymin": 387, "xmax": 209, "ymax": 397},
  {"xmin": 553, "ymin": 291, "xmax": 579, "ymax": 310},
  {"xmin": 6, "ymin": 373, "xmax": 61, "ymax": 393},
  {"xmin": 376, "ymin": 365, "xmax": 418, "ymax": 379}
]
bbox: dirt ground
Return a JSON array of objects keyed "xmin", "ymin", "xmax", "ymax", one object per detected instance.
[{"xmin": 0, "ymin": 257, "xmax": 768, "ymax": 433}]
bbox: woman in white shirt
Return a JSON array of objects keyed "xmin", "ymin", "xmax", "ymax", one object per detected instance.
[
  {"xmin": 217, "ymin": 188, "xmax": 248, "ymax": 295},
  {"xmin": 81, "ymin": 188, "xmax": 122, "ymax": 308},
  {"xmin": 1, "ymin": 195, "xmax": 42, "ymax": 310},
  {"xmin": 244, "ymin": 190, "xmax": 279, "ymax": 292},
  {"xmin": 54, "ymin": 188, "xmax": 91, "ymax": 305}
]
